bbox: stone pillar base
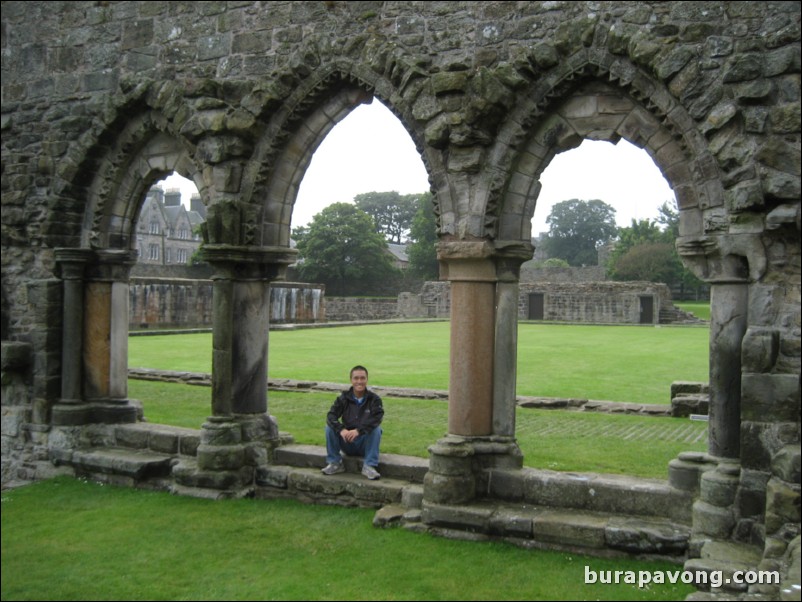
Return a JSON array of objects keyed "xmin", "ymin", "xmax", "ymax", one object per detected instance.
[
  {"xmin": 689, "ymin": 457, "xmax": 741, "ymax": 554},
  {"xmin": 423, "ymin": 434, "xmax": 523, "ymax": 505},
  {"xmin": 668, "ymin": 451, "xmax": 718, "ymax": 492},
  {"xmin": 172, "ymin": 413, "xmax": 281, "ymax": 497},
  {"xmin": 51, "ymin": 400, "xmax": 138, "ymax": 426}
]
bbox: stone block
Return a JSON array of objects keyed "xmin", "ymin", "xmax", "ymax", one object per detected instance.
[
  {"xmin": 255, "ymin": 465, "xmax": 290, "ymax": 489},
  {"xmin": 692, "ymin": 500, "xmax": 735, "ymax": 539},
  {"xmin": 196, "ymin": 444, "xmax": 245, "ymax": 471},
  {"xmin": 421, "ymin": 501, "xmax": 494, "ymax": 532},
  {"xmin": 373, "ymin": 504, "xmax": 406, "ymax": 528},
  {"xmin": 485, "ymin": 468, "xmax": 525, "ymax": 501},
  {"xmin": 113, "ymin": 424, "xmax": 150, "ymax": 449},
  {"xmin": 401, "ymin": 484, "xmax": 424, "ymax": 509},
  {"xmin": 772, "ymin": 445, "xmax": 801, "ymax": 483},
  {"xmin": 589, "ymin": 475, "xmax": 693, "ymax": 523},
  {"xmin": 765, "ymin": 477, "xmax": 801, "ymax": 534},
  {"xmin": 742, "ymin": 374, "xmax": 800, "ymax": 422},
  {"xmin": 532, "ymin": 510, "xmax": 607, "ymax": 549},
  {"xmin": 488, "ymin": 507, "xmax": 534, "ymax": 538},
  {"xmin": 605, "ymin": 516, "xmax": 690, "ymax": 555},
  {"xmin": 422, "ymin": 471, "xmax": 475, "ymax": 505},
  {"xmin": 669, "ymin": 457, "xmax": 714, "ymax": 492},
  {"xmin": 1, "ymin": 406, "xmax": 31, "ymax": 437},
  {"xmin": 200, "ymin": 422, "xmax": 242, "ymax": 446},
  {"xmin": 179, "ymin": 433, "xmax": 201, "ymax": 457},
  {"xmin": 700, "ymin": 470, "xmax": 739, "ymax": 507},
  {"xmin": 522, "ymin": 470, "xmax": 593, "ymax": 509},
  {"xmin": 289, "ymin": 470, "xmax": 348, "ymax": 496}
]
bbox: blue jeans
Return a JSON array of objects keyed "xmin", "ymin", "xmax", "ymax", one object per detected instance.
[{"xmin": 325, "ymin": 426, "xmax": 382, "ymax": 467}]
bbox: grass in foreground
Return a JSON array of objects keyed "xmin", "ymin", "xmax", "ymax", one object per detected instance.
[
  {"xmin": 128, "ymin": 322, "xmax": 709, "ymax": 405},
  {"xmin": 1, "ymin": 477, "xmax": 696, "ymax": 601},
  {"xmin": 129, "ymin": 380, "xmax": 707, "ymax": 480}
]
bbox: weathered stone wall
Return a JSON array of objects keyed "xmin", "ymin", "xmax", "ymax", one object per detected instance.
[
  {"xmin": 1, "ymin": 1, "xmax": 799, "ymax": 583},
  {"xmin": 129, "ymin": 278, "xmax": 324, "ymax": 328},
  {"xmin": 520, "ymin": 266, "xmax": 607, "ymax": 283},
  {"xmin": 411, "ymin": 280, "xmax": 677, "ymax": 324},
  {"xmin": 519, "ymin": 281, "xmax": 671, "ymax": 324},
  {"xmin": 129, "ymin": 278, "xmax": 214, "ymax": 329},
  {"xmin": 324, "ymin": 297, "xmax": 398, "ymax": 322}
]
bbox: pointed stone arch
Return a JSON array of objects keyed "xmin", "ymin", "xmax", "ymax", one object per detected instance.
[
  {"xmin": 243, "ymin": 58, "xmax": 436, "ymax": 247},
  {"xmin": 490, "ymin": 56, "xmax": 720, "ymax": 251}
]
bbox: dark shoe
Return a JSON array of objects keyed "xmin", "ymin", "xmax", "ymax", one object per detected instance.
[
  {"xmin": 322, "ymin": 462, "xmax": 345, "ymax": 475},
  {"xmin": 361, "ymin": 465, "xmax": 380, "ymax": 480}
]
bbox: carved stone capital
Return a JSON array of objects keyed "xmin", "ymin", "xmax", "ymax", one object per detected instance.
[
  {"xmin": 437, "ymin": 238, "xmax": 534, "ymax": 282},
  {"xmin": 201, "ymin": 244, "xmax": 298, "ymax": 281},
  {"xmin": 676, "ymin": 233, "xmax": 766, "ymax": 283},
  {"xmin": 54, "ymin": 248, "xmax": 94, "ymax": 280}
]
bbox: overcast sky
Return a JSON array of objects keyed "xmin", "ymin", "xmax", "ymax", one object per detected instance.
[{"xmin": 162, "ymin": 99, "xmax": 675, "ymax": 236}]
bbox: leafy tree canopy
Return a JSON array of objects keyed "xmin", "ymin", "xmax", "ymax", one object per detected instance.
[
  {"xmin": 354, "ymin": 191, "xmax": 418, "ymax": 244},
  {"xmin": 294, "ymin": 203, "xmax": 398, "ymax": 296},
  {"xmin": 606, "ymin": 200, "xmax": 704, "ymax": 293},
  {"xmin": 541, "ymin": 199, "xmax": 618, "ymax": 267}
]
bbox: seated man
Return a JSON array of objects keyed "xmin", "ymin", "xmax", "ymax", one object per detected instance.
[{"xmin": 321, "ymin": 365, "xmax": 384, "ymax": 480}]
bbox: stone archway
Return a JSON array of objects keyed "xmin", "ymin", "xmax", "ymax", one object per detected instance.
[
  {"xmin": 1, "ymin": 2, "xmax": 798, "ymax": 587},
  {"xmin": 50, "ymin": 112, "xmax": 202, "ymax": 428}
]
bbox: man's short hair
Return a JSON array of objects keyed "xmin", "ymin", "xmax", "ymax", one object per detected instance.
[{"xmin": 350, "ymin": 365, "xmax": 369, "ymax": 378}]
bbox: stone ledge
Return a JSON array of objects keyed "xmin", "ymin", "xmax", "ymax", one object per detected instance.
[
  {"xmin": 273, "ymin": 443, "xmax": 429, "ymax": 483},
  {"xmin": 486, "ymin": 466, "xmax": 693, "ymax": 524},
  {"xmin": 51, "ymin": 447, "xmax": 175, "ymax": 480},
  {"xmin": 418, "ymin": 500, "xmax": 690, "ymax": 559},
  {"xmin": 255, "ymin": 465, "xmax": 410, "ymax": 509}
]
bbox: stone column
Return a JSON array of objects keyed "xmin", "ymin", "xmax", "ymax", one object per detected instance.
[
  {"xmin": 707, "ymin": 280, "xmax": 748, "ymax": 459},
  {"xmin": 492, "ymin": 242, "xmax": 533, "ymax": 439},
  {"xmin": 52, "ymin": 249, "xmax": 138, "ymax": 425},
  {"xmin": 423, "ymin": 240, "xmax": 529, "ymax": 507},
  {"xmin": 449, "ymin": 271, "xmax": 496, "ymax": 437},
  {"xmin": 173, "ymin": 245, "xmax": 295, "ymax": 497},
  {"xmin": 54, "ymin": 249, "xmax": 92, "ymax": 405},
  {"xmin": 85, "ymin": 250, "xmax": 138, "ymax": 423}
]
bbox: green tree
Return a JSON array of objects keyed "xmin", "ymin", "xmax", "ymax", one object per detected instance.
[
  {"xmin": 354, "ymin": 191, "xmax": 418, "ymax": 244},
  {"xmin": 295, "ymin": 203, "xmax": 399, "ymax": 296},
  {"xmin": 406, "ymin": 192, "xmax": 439, "ymax": 280},
  {"xmin": 541, "ymin": 199, "xmax": 618, "ymax": 266},
  {"xmin": 607, "ymin": 202, "xmax": 705, "ymax": 297},
  {"xmin": 610, "ymin": 242, "xmax": 684, "ymax": 284},
  {"xmin": 606, "ymin": 218, "xmax": 667, "ymax": 271}
]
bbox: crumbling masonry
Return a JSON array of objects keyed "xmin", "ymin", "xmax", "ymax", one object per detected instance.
[{"xmin": 1, "ymin": 2, "xmax": 799, "ymax": 598}]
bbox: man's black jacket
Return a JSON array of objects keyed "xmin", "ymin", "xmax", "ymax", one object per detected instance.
[{"xmin": 326, "ymin": 388, "xmax": 384, "ymax": 436}]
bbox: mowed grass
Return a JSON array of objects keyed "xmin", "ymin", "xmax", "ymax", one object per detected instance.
[
  {"xmin": 128, "ymin": 322, "xmax": 709, "ymax": 405},
  {"xmin": 128, "ymin": 380, "xmax": 708, "ymax": 479},
  {"xmin": 675, "ymin": 301, "xmax": 711, "ymax": 321},
  {"xmin": 1, "ymin": 477, "xmax": 696, "ymax": 601}
]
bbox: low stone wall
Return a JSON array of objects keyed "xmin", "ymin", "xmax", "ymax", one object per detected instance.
[
  {"xmin": 520, "ymin": 281, "xmax": 672, "ymax": 324},
  {"xmin": 324, "ymin": 297, "xmax": 399, "ymax": 322},
  {"xmin": 129, "ymin": 279, "xmax": 325, "ymax": 329},
  {"xmin": 130, "ymin": 278, "xmax": 214, "ymax": 330},
  {"xmin": 403, "ymin": 281, "xmax": 678, "ymax": 325},
  {"xmin": 520, "ymin": 265, "xmax": 607, "ymax": 283}
]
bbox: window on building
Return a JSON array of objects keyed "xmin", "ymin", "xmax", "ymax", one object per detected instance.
[
  {"xmin": 149, "ymin": 221, "xmax": 160, "ymax": 234},
  {"xmin": 149, "ymin": 244, "xmax": 160, "ymax": 261}
]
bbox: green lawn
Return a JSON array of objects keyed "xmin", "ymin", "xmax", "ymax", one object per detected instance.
[
  {"xmin": 1, "ymin": 477, "xmax": 697, "ymax": 601},
  {"xmin": 128, "ymin": 380, "xmax": 707, "ymax": 480},
  {"xmin": 675, "ymin": 301, "xmax": 711, "ymax": 321},
  {"xmin": 129, "ymin": 322, "xmax": 709, "ymax": 405}
]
